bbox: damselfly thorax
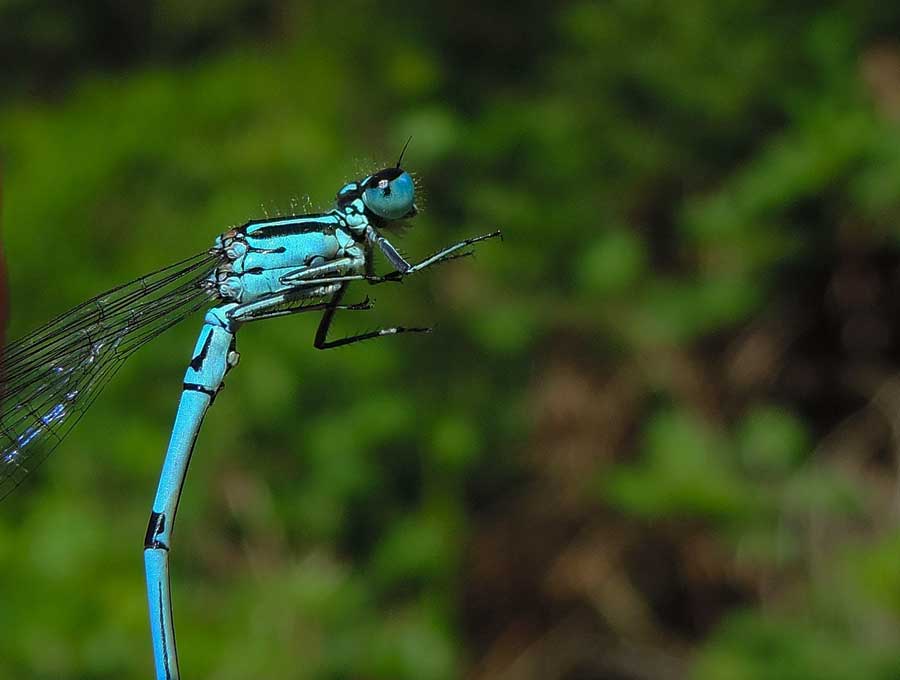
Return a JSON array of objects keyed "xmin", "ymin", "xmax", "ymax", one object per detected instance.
[{"xmin": 209, "ymin": 212, "xmax": 367, "ymax": 304}]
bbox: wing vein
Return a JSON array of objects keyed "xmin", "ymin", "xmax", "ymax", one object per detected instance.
[{"xmin": 0, "ymin": 250, "xmax": 222, "ymax": 501}]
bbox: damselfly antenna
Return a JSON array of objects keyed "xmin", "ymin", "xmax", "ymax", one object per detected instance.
[{"xmin": 396, "ymin": 136, "xmax": 412, "ymax": 168}]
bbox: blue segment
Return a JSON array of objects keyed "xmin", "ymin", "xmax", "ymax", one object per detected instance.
[
  {"xmin": 145, "ymin": 309, "xmax": 236, "ymax": 680},
  {"xmin": 241, "ymin": 229, "xmax": 341, "ymax": 271},
  {"xmin": 145, "ymin": 549, "xmax": 178, "ymax": 680}
]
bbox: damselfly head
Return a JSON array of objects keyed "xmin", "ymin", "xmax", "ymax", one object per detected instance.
[
  {"xmin": 336, "ymin": 167, "xmax": 418, "ymax": 222},
  {"xmin": 361, "ymin": 167, "xmax": 417, "ymax": 221}
]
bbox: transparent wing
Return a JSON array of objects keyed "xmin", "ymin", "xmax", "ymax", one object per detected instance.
[{"xmin": 0, "ymin": 251, "xmax": 222, "ymax": 501}]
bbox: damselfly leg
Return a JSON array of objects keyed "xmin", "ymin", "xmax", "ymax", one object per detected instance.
[
  {"xmin": 313, "ymin": 283, "xmax": 431, "ymax": 350},
  {"xmin": 276, "ymin": 231, "xmax": 502, "ymax": 349},
  {"xmin": 371, "ymin": 229, "xmax": 502, "ymax": 278},
  {"xmin": 228, "ymin": 286, "xmax": 373, "ymax": 323},
  {"xmin": 278, "ymin": 230, "xmax": 503, "ymax": 288}
]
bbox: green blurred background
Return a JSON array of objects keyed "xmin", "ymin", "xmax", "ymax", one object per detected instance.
[{"xmin": 2, "ymin": 1, "xmax": 900, "ymax": 678}]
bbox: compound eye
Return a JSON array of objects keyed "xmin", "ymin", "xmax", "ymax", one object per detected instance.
[{"xmin": 362, "ymin": 169, "xmax": 415, "ymax": 220}]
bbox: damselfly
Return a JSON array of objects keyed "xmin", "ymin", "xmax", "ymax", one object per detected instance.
[{"xmin": 0, "ymin": 150, "xmax": 500, "ymax": 680}]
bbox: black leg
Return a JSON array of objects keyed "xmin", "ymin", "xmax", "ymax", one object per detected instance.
[
  {"xmin": 314, "ymin": 283, "xmax": 431, "ymax": 350},
  {"xmin": 361, "ymin": 242, "xmax": 403, "ymax": 285}
]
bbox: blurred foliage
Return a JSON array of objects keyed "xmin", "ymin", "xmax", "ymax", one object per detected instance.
[{"xmin": 3, "ymin": 1, "xmax": 900, "ymax": 679}]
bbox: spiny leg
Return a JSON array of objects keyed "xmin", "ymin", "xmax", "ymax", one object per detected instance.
[
  {"xmin": 278, "ymin": 231, "xmax": 503, "ymax": 291},
  {"xmin": 233, "ymin": 297, "xmax": 372, "ymax": 323},
  {"xmin": 314, "ymin": 283, "xmax": 430, "ymax": 350},
  {"xmin": 370, "ymin": 229, "xmax": 502, "ymax": 276},
  {"xmin": 228, "ymin": 285, "xmax": 373, "ymax": 323},
  {"xmin": 277, "ymin": 255, "xmax": 363, "ymax": 286}
]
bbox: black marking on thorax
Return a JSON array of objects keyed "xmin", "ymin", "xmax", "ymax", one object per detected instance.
[{"xmin": 242, "ymin": 213, "xmax": 338, "ymax": 240}]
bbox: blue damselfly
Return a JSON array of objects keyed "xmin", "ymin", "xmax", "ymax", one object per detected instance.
[{"xmin": 0, "ymin": 152, "xmax": 500, "ymax": 680}]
